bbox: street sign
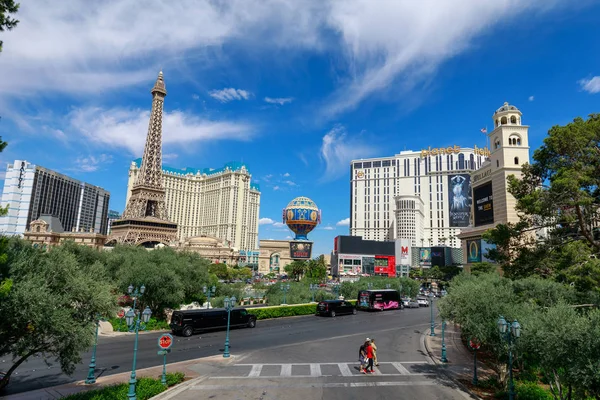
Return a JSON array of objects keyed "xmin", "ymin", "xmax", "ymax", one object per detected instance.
[
  {"xmin": 158, "ymin": 333, "xmax": 174, "ymax": 350},
  {"xmin": 469, "ymin": 338, "xmax": 481, "ymax": 350},
  {"xmin": 157, "ymin": 349, "xmax": 171, "ymax": 356}
]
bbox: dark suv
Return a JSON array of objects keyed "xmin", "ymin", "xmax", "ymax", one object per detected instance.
[
  {"xmin": 170, "ymin": 308, "xmax": 257, "ymax": 337},
  {"xmin": 316, "ymin": 300, "xmax": 356, "ymax": 317}
]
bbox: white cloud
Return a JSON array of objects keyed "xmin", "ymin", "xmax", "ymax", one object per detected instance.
[
  {"xmin": 264, "ymin": 97, "xmax": 294, "ymax": 105},
  {"xmin": 273, "ymin": 185, "xmax": 280, "ymax": 191},
  {"xmin": 71, "ymin": 154, "xmax": 113, "ymax": 172},
  {"xmin": 320, "ymin": 125, "xmax": 378, "ymax": 181},
  {"xmin": 284, "ymin": 180, "xmax": 297, "ymax": 186},
  {"xmin": 0, "ymin": 0, "xmax": 569, "ymax": 115},
  {"xmin": 528, "ymin": 95, "xmax": 535, "ymax": 101},
  {"xmin": 259, "ymin": 217, "xmax": 275, "ymax": 225},
  {"xmin": 321, "ymin": 226, "xmax": 335, "ymax": 230},
  {"xmin": 273, "ymin": 222, "xmax": 285, "ymax": 227},
  {"xmin": 67, "ymin": 107, "xmax": 254, "ymax": 154},
  {"xmin": 209, "ymin": 88, "xmax": 252, "ymax": 103},
  {"xmin": 336, "ymin": 218, "xmax": 350, "ymax": 226},
  {"xmin": 282, "ymin": 172, "xmax": 291, "ymax": 177},
  {"xmin": 192, "ymin": 94, "xmax": 200, "ymax": 100},
  {"xmin": 163, "ymin": 153, "xmax": 179, "ymax": 161},
  {"xmin": 579, "ymin": 76, "xmax": 600, "ymax": 94},
  {"xmin": 285, "ymin": 235, "xmax": 293, "ymax": 239}
]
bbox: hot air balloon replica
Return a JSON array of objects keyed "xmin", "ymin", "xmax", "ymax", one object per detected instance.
[{"xmin": 283, "ymin": 196, "xmax": 321, "ymax": 259}]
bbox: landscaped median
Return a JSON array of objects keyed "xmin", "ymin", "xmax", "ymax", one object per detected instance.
[
  {"xmin": 61, "ymin": 372, "xmax": 185, "ymax": 400},
  {"xmin": 248, "ymin": 300, "xmax": 357, "ymax": 320}
]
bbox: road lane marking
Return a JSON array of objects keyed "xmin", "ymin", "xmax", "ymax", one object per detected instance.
[
  {"xmin": 248, "ymin": 364, "xmax": 263, "ymax": 377},
  {"xmin": 280, "ymin": 364, "xmax": 292, "ymax": 377},
  {"xmin": 338, "ymin": 363, "xmax": 352, "ymax": 376},
  {"xmin": 235, "ymin": 361, "xmax": 428, "ymax": 366},
  {"xmin": 392, "ymin": 362, "xmax": 411, "ymax": 375},
  {"xmin": 310, "ymin": 363, "xmax": 321, "ymax": 377},
  {"xmin": 191, "ymin": 381, "xmax": 438, "ymax": 390}
]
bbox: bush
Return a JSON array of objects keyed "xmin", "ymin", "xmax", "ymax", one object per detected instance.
[
  {"xmin": 495, "ymin": 381, "xmax": 553, "ymax": 400},
  {"xmin": 249, "ymin": 301, "xmax": 357, "ymax": 320},
  {"xmin": 108, "ymin": 317, "xmax": 169, "ymax": 332},
  {"xmin": 61, "ymin": 373, "xmax": 185, "ymax": 400}
]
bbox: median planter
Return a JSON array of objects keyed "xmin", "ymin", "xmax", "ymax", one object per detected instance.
[{"xmin": 249, "ymin": 300, "xmax": 357, "ymax": 320}]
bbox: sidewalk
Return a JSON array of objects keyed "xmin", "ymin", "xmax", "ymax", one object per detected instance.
[
  {"xmin": 423, "ymin": 322, "xmax": 495, "ymax": 399},
  {"xmin": 2, "ymin": 355, "xmax": 237, "ymax": 400}
]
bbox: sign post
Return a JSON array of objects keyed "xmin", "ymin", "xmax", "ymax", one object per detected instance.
[
  {"xmin": 469, "ymin": 338, "xmax": 481, "ymax": 385},
  {"xmin": 157, "ymin": 334, "xmax": 173, "ymax": 385}
]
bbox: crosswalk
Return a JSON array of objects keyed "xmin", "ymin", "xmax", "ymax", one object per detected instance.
[{"xmin": 209, "ymin": 361, "xmax": 436, "ymax": 379}]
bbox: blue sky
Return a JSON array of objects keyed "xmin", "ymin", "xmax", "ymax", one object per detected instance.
[{"xmin": 1, "ymin": 0, "xmax": 599, "ymax": 256}]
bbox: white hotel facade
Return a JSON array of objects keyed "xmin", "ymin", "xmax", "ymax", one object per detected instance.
[
  {"xmin": 350, "ymin": 145, "xmax": 490, "ymax": 249},
  {"xmin": 126, "ymin": 159, "xmax": 260, "ymax": 251}
]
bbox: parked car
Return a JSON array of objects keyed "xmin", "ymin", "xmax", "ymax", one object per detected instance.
[
  {"xmin": 417, "ymin": 297, "xmax": 429, "ymax": 307},
  {"xmin": 405, "ymin": 299, "xmax": 420, "ymax": 308},
  {"xmin": 316, "ymin": 300, "xmax": 357, "ymax": 317},
  {"xmin": 170, "ymin": 308, "xmax": 256, "ymax": 337}
]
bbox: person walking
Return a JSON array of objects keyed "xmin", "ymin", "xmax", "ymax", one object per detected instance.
[
  {"xmin": 358, "ymin": 339, "xmax": 369, "ymax": 373},
  {"xmin": 364, "ymin": 339, "xmax": 375, "ymax": 374},
  {"xmin": 371, "ymin": 338, "xmax": 379, "ymax": 366}
]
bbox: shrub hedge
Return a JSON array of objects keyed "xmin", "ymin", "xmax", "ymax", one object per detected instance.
[
  {"xmin": 62, "ymin": 372, "xmax": 185, "ymax": 400},
  {"xmin": 108, "ymin": 317, "xmax": 169, "ymax": 332},
  {"xmin": 249, "ymin": 300, "xmax": 357, "ymax": 320}
]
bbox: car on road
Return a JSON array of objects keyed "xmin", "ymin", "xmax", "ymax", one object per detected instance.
[
  {"xmin": 316, "ymin": 300, "xmax": 357, "ymax": 317},
  {"xmin": 170, "ymin": 308, "xmax": 257, "ymax": 337},
  {"xmin": 417, "ymin": 297, "xmax": 429, "ymax": 307},
  {"xmin": 404, "ymin": 299, "xmax": 420, "ymax": 308}
]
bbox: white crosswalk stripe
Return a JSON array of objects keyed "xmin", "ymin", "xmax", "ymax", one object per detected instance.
[{"xmin": 208, "ymin": 361, "xmax": 435, "ymax": 379}]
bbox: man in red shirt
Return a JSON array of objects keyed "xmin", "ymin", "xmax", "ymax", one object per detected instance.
[{"xmin": 364, "ymin": 339, "xmax": 375, "ymax": 374}]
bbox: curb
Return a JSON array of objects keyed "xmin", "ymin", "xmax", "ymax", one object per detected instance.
[{"xmin": 420, "ymin": 325, "xmax": 480, "ymax": 400}]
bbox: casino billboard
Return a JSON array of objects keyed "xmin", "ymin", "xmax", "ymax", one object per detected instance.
[
  {"xmin": 448, "ymin": 174, "xmax": 472, "ymax": 227},
  {"xmin": 473, "ymin": 182, "xmax": 494, "ymax": 226},
  {"xmin": 289, "ymin": 241, "xmax": 313, "ymax": 259}
]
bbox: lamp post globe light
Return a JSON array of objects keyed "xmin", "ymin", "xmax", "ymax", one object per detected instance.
[
  {"xmin": 309, "ymin": 284, "xmax": 318, "ymax": 303},
  {"xmin": 85, "ymin": 314, "xmax": 103, "ymax": 384},
  {"xmin": 497, "ymin": 316, "xmax": 521, "ymax": 400},
  {"xmin": 429, "ymin": 293, "xmax": 436, "ymax": 336},
  {"xmin": 125, "ymin": 285, "xmax": 152, "ymax": 400},
  {"xmin": 440, "ymin": 320, "xmax": 448, "ymax": 363},
  {"xmin": 223, "ymin": 296, "xmax": 237, "ymax": 358},
  {"xmin": 203, "ymin": 285, "xmax": 216, "ymax": 308},
  {"xmin": 280, "ymin": 283, "xmax": 290, "ymax": 305}
]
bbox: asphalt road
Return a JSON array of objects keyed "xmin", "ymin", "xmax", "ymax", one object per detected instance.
[{"xmin": 3, "ymin": 304, "xmax": 464, "ymax": 399}]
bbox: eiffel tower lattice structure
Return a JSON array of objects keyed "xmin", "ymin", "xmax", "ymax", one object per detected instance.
[{"xmin": 107, "ymin": 71, "xmax": 178, "ymax": 247}]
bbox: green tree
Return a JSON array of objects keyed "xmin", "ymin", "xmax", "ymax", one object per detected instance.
[
  {"xmin": 0, "ymin": 239, "xmax": 116, "ymax": 390},
  {"xmin": 284, "ymin": 260, "xmax": 307, "ymax": 281},
  {"xmin": 485, "ymin": 114, "xmax": 600, "ymax": 285},
  {"xmin": 208, "ymin": 263, "xmax": 230, "ymax": 280},
  {"xmin": 470, "ymin": 262, "xmax": 497, "ymax": 276},
  {"xmin": 305, "ymin": 257, "xmax": 327, "ymax": 282},
  {"xmin": 0, "ymin": 0, "xmax": 19, "ymax": 52}
]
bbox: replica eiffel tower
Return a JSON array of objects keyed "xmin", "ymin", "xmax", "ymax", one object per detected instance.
[{"xmin": 108, "ymin": 71, "xmax": 178, "ymax": 246}]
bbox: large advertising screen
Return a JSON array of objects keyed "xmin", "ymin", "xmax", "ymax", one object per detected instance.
[
  {"xmin": 467, "ymin": 239, "xmax": 482, "ymax": 263},
  {"xmin": 289, "ymin": 241, "xmax": 313, "ymax": 259},
  {"xmin": 448, "ymin": 174, "xmax": 472, "ymax": 227},
  {"xmin": 419, "ymin": 248, "xmax": 431, "ymax": 266},
  {"xmin": 474, "ymin": 182, "xmax": 494, "ymax": 226},
  {"xmin": 431, "ymin": 247, "xmax": 446, "ymax": 267}
]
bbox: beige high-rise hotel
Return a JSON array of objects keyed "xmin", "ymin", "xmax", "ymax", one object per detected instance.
[{"xmin": 125, "ymin": 159, "xmax": 260, "ymax": 251}]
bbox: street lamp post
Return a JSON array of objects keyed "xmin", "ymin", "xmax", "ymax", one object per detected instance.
[
  {"xmin": 125, "ymin": 285, "xmax": 152, "ymax": 400},
  {"xmin": 429, "ymin": 293, "xmax": 436, "ymax": 336},
  {"xmin": 203, "ymin": 285, "xmax": 216, "ymax": 308},
  {"xmin": 441, "ymin": 320, "xmax": 448, "ymax": 363},
  {"xmin": 85, "ymin": 314, "xmax": 103, "ymax": 384},
  {"xmin": 367, "ymin": 283, "xmax": 373, "ymax": 289},
  {"xmin": 309, "ymin": 284, "xmax": 318, "ymax": 303},
  {"xmin": 498, "ymin": 316, "xmax": 521, "ymax": 400},
  {"xmin": 385, "ymin": 283, "xmax": 391, "ymax": 289},
  {"xmin": 399, "ymin": 284, "xmax": 403, "ymax": 297},
  {"xmin": 333, "ymin": 283, "xmax": 341, "ymax": 297},
  {"xmin": 223, "ymin": 296, "xmax": 237, "ymax": 358},
  {"xmin": 280, "ymin": 283, "xmax": 290, "ymax": 305}
]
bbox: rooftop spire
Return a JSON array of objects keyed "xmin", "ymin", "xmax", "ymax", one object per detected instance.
[{"xmin": 151, "ymin": 70, "xmax": 167, "ymax": 96}]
